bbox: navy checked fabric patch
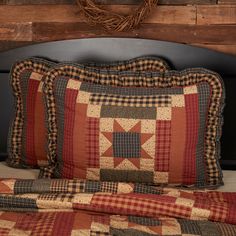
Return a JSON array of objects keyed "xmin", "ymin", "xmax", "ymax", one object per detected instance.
[{"xmin": 113, "ymin": 132, "xmax": 141, "ymax": 158}]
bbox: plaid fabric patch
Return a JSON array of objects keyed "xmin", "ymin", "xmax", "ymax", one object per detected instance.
[
  {"xmin": 86, "ymin": 56, "xmax": 170, "ymax": 73},
  {"xmin": 0, "ymin": 195, "xmax": 37, "ymax": 209},
  {"xmin": 183, "ymin": 94, "xmax": 199, "ymax": 185},
  {"xmin": 67, "ymin": 180, "xmax": 86, "ymax": 193},
  {"xmin": 85, "ymin": 181, "xmax": 101, "ymax": 193},
  {"xmin": 50, "ymin": 179, "xmax": 69, "ymax": 193},
  {"xmin": 128, "ymin": 216, "xmax": 162, "ymax": 226},
  {"xmin": 14, "ymin": 180, "xmax": 34, "ymax": 194},
  {"xmin": 89, "ymin": 194, "xmax": 191, "ymax": 219},
  {"xmin": 90, "ymin": 94, "xmax": 172, "ymax": 107},
  {"xmin": 134, "ymin": 184, "xmax": 163, "ymax": 195},
  {"xmin": 155, "ymin": 121, "xmax": 171, "ymax": 171},
  {"xmin": 101, "ymin": 182, "xmax": 118, "ymax": 193},
  {"xmin": 42, "ymin": 64, "xmax": 224, "ymax": 187},
  {"xmin": 113, "ymin": 132, "xmax": 141, "ymax": 158},
  {"xmin": 87, "ymin": 118, "xmax": 100, "ymax": 168},
  {"xmin": 15, "ymin": 212, "xmax": 56, "ymax": 236}
]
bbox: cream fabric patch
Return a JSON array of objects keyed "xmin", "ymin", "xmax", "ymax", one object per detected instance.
[
  {"xmin": 156, "ymin": 107, "xmax": 171, "ymax": 120},
  {"xmin": 77, "ymin": 91, "xmax": 90, "ymax": 104},
  {"xmin": 87, "ymin": 104, "xmax": 101, "ymax": 118},
  {"xmin": 91, "ymin": 222, "xmax": 109, "ymax": 233},
  {"xmin": 191, "ymin": 207, "xmax": 210, "ymax": 220},
  {"xmin": 175, "ymin": 197, "xmax": 195, "ymax": 208},
  {"xmin": 100, "ymin": 118, "xmax": 114, "ymax": 132},
  {"xmin": 9, "ymin": 229, "xmax": 31, "ymax": 236},
  {"xmin": 110, "ymin": 216, "xmax": 128, "ymax": 229},
  {"xmin": 0, "ymin": 220, "xmax": 15, "ymax": 229},
  {"xmin": 67, "ymin": 79, "xmax": 81, "ymax": 90},
  {"xmin": 37, "ymin": 81, "xmax": 44, "ymax": 92},
  {"xmin": 140, "ymin": 159, "xmax": 154, "ymax": 171},
  {"xmin": 100, "ymin": 157, "xmax": 114, "ymax": 169},
  {"xmin": 71, "ymin": 230, "xmax": 90, "ymax": 236},
  {"xmin": 73, "ymin": 194, "xmax": 93, "ymax": 205},
  {"xmin": 86, "ymin": 168, "xmax": 100, "ymax": 181},
  {"xmin": 162, "ymin": 225, "xmax": 181, "ymax": 235},
  {"xmin": 171, "ymin": 95, "xmax": 185, "ymax": 107},
  {"xmin": 37, "ymin": 198, "xmax": 73, "ymax": 209},
  {"xmin": 31, "ymin": 72, "xmax": 43, "ymax": 81},
  {"xmin": 117, "ymin": 183, "xmax": 134, "ymax": 193},
  {"xmin": 154, "ymin": 172, "xmax": 169, "ymax": 183},
  {"xmin": 141, "ymin": 120, "xmax": 156, "ymax": 133},
  {"xmin": 184, "ymin": 85, "xmax": 198, "ymax": 95}
]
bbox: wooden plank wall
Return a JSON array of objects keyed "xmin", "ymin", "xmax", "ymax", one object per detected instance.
[{"xmin": 0, "ymin": 0, "xmax": 236, "ymax": 55}]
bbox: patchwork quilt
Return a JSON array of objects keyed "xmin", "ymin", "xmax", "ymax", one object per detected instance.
[{"xmin": 0, "ymin": 178, "xmax": 236, "ymax": 235}]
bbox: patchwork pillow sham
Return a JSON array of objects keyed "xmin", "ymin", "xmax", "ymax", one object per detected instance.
[
  {"xmin": 42, "ymin": 65, "xmax": 225, "ymax": 188},
  {"xmin": 7, "ymin": 57, "xmax": 170, "ymax": 169}
]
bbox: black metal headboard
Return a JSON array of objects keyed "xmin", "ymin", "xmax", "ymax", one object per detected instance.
[{"xmin": 1, "ymin": 38, "xmax": 236, "ymax": 169}]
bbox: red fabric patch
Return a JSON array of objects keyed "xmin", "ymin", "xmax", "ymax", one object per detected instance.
[
  {"xmin": 155, "ymin": 121, "xmax": 171, "ymax": 171},
  {"xmin": 62, "ymin": 89, "xmax": 78, "ymax": 178},
  {"xmin": 25, "ymin": 79, "xmax": 40, "ymax": 166},
  {"xmin": 52, "ymin": 212, "xmax": 75, "ymax": 236},
  {"xmin": 15, "ymin": 212, "xmax": 56, "ymax": 235},
  {"xmin": 86, "ymin": 118, "xmax": 100, "ymax": 168},
  {"xmin": 86, "ymin": 194, "xmax": 191, "ymax": 219},
  {"xmin": 183, "ymin": 94, "xmax": 199, "ymax": 185}
]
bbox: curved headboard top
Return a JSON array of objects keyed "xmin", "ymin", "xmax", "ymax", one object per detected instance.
[
  {"xmin": 0, "ymin": 38, "xmax": 236, "ymax": 169},
  {"xmin": 1, "ymin": 38, "xmax": 236, "ymax": 75}
]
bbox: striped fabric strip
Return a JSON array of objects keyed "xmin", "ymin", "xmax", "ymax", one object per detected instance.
[
  {"xmin": 62, "ymin": 88, "xmax": 78, "ymax": 178},
  {"xmin": 183, "ymin": 94, "xmax": 199, "ymax": 185},
  {"xmin": 34, "ymin": 86, "xmax": 47, "ymax": 165},
  {"xmin": 25, "ymin": 79, "xmax": 40, "ymax": 166},
  {"xmin": 155, "ymin": 121, "xmax": 171, "ymax": 171}
]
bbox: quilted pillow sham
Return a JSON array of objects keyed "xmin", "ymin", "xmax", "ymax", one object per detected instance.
[
  {"xmin": 7, "ymin": 57, "xmax": 169, "ymax": 168},
  {"xmin": 42, "ymin": 65, "xmax": 225, "ymax": 188}
]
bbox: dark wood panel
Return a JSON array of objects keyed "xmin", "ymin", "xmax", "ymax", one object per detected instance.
[
  {"xmin": 218, "ymin": 0, "xmax": 236, "ymax": 4},
  {"xmin": 32, "ymin": 23, "xmax": 236, "ymax": 44},
  {"xmin": 0, "ymin": 0, "xmax": 235, "ymax": 55},
  {"xmin": 1, "ymin": 0, "xmax": 217, "ymax": 5},
  {"xmin": 0, "ymin": 23, "xmax": 32, "ymax": 41},
  {"xmin": 0, "ymin": 5, "xmax": 196, "ymax": 25},
  {"xmin": 197, "ymin": 5, "xmax": 236, "ymax": 24},
  {"xmin": 96, "ymin": 0, "xmax": 217, "ymax": 4}
]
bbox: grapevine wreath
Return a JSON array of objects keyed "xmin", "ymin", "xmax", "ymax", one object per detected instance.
[{"xmin": 76, "ymin": 0, "xmax": 158, "ymax": 31}]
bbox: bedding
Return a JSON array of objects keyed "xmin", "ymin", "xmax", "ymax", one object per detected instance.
[
  {"xmin": 0, "ymin": 178, "xmax": 236, "ymax": 235},
  {"xmin": 42, "ymin": 65, "xmax": 224, "ymax": 188},
  {"xmin": 7, "ymin": 57, "xmax": 169, "ymax": 169}
]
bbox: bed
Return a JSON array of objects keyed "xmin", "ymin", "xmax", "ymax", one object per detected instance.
[{"xmin": 1, "ymin": 38, "xmax": 236, "ymax": 235}]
